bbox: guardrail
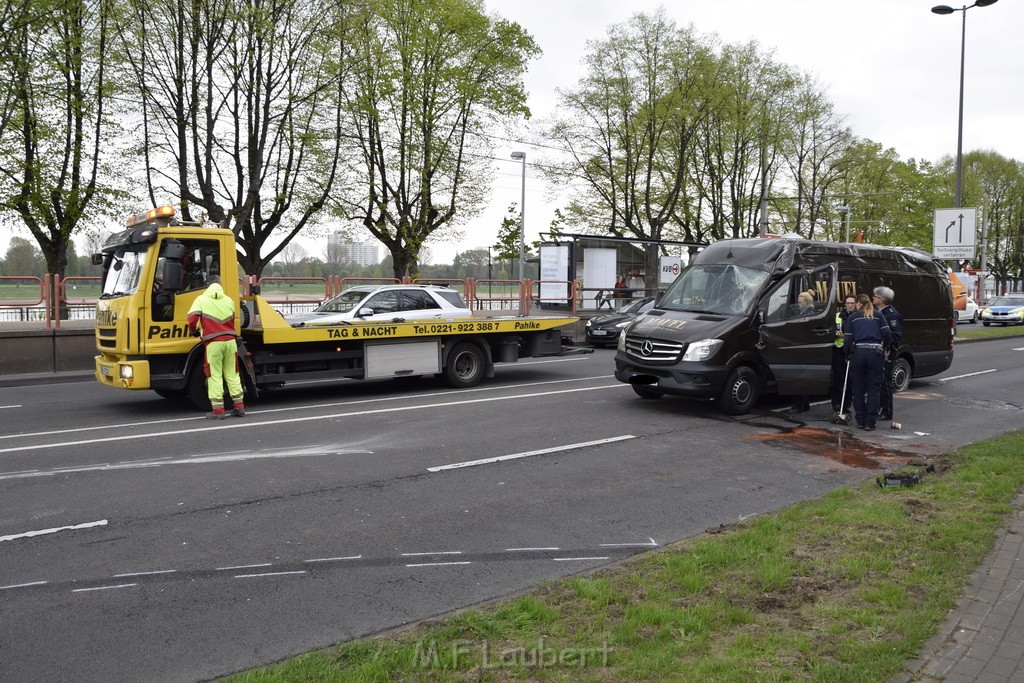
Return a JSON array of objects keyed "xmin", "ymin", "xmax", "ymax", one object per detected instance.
[{"xmin": 0, "ymin": 275, "xmax": 101, "ymax": 328}]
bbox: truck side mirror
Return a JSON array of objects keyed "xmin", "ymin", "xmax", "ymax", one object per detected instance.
[
  {"xmin": 756, "ymin": 309, "xmax": 765, "ymax": 325},
  {"xmin": 162, "ymin": 260, "xmax": 184, "ymax": 292},
  {"xmin": 91, "ymin": 253, "xmax": 103, "ymax": 266}
]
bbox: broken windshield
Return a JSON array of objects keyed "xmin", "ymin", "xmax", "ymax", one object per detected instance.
[
  {"xmin": 659, "ymin": 264, "xmax": 769, "ymax": 316},
  {"xmin": 101, "ymin": 250, "xmax": 148, "ymax": 298}
]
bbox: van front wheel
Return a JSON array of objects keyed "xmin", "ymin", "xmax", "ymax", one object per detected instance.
[
  {"xmin": 718, "ymin": 367, "xmax": 760, "ymax": 415},
  {"xmin": 890, "ymin": 357, "xmax": 912, "ymax": 393}
]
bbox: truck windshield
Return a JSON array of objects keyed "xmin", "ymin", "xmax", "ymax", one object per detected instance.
[
  {"xmin": 101, "ymin": 250, "xmax": 148, "ymax": 298},
  {"xmin": 659, "ymin": 264, "xmax": 768, "ymax": 316}
]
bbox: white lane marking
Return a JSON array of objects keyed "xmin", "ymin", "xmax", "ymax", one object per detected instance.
[
  {"xmin": 505, "ymin": 547, "xmax": 560, "ymax": 552},
  {"xmin": 113, "ymin": 570, "xmax": 177, "ymax": 578},
  {"xmin": 401, "ymin": 551, "xmax": 463, "ymax": 557},
  {"xmin": 0, "ymin": 384, "xmax": 623, "ymax": 455},
  {"xmin": 0, "ymin": 404, "xmax": 22, "ymax": 409},
  {"xmin": 72, "ymin": 583, "xmax": 136, "ymax": 593},
  {"xmin": 216, "ymin": 562, "xmax": 272, "ymax": 571},
  {"xmin": 428, "ymin": 435, "xmax": 636, "ymax": 472},
  {"xmin": 0, "ymin": 448, "xmax": 373, "ymax": 481},
  {"xmin": 0, "ymin": 375, "xmax": 611, "ymax": 443},
  {"xmin": 600, "ymin": 538, "xmax": 658, "ymax": 548},
  {"xmin": 117, "ymin": 456, "xmax": 172, "ymax": 465},
  {"xmin": 1012, "ymin": 347, "xmax": 1024, "ymax": 351},
  {"xmin": 0, "ymin": 519, "xmax": 108, "ymax": 543},
  {"xmin": 553, "ymin": 557, "xmax": 610, "ymax": 562},
  {"xmin": 937, "ymin": 369, "xmax": 997, "ymax": 382},
  {"xmin": 304, "ymin": 555, "xmax": 362, "ymax": 563},
  {"xmin": 0, "ymin": 580, "xmax": 48, "ymax": 590},
  {"xmin": 234, "ymin": 571, "xmax": 307, "ymax": 579},
  {"xmin": 406, "ymin": 561, "xmax": 472, "ymax": 568}
]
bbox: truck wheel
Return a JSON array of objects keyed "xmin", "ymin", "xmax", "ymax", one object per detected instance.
[
  {"xmin": 187, "ymin": 361, "xmax": 212, "ymax": 411},
  {"xmin": 632, "ymin": 384, "xmax": 664, "ymax": 399},
  {"xmin": 890, "ymin": 357, "xmax": 912, "ymax": 393},
  {"xmin": 718, "ymin": 367, "xmax": 760, "ymax": 415},
  {"xmin": 444, "ymin": 342, "xmax": 485, "ymax": 388}
]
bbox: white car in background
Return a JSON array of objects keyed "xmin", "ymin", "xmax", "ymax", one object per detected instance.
[
  {"xmin": 284, "ymin": 284, "xmax": 472, "ymax": 326},
  {"xmin": 954, "ymin": 293, "xmax": 978, "ymax": 324}
]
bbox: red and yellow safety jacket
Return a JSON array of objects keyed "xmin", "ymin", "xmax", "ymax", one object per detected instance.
[{"xmin": 187, "ymin": 282, "xmax": 237, "ymax": 346}]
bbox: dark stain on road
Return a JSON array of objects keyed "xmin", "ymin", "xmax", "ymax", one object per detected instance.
[{"xmin": 744, "ymin": 426, "xmax": 912, "ymax": 469}]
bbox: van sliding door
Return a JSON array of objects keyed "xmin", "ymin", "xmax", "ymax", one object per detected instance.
[{"xmin": 757, "ymin": 264, "xmax": 838, "ymax": 396}]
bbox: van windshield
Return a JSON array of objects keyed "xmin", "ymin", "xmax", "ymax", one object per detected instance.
[{"xmin": 659, "ymin": 264, "xmax": 768, "ymax": 316}]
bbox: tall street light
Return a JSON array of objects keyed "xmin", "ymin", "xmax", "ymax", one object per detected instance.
[
  {"xmin": 838, "ymin": 206, "xmax": 851, "ymax": 243},
  {"xmin": 931, "ymin": 0, "xmax": 998, "ymax": 209},
  {"xmin": 510, "ymin": 151, "xmax": 526, "ymax": 280}
]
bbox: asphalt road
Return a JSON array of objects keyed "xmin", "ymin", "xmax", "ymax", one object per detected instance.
[{"xmin": 1, "ymin": 338, "xmax": 1021, "ymax": 682}]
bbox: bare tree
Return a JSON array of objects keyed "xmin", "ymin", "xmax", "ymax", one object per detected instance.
[{"xmin": 114, "ymin": 0, "xmax": 352, "ymax": 278}]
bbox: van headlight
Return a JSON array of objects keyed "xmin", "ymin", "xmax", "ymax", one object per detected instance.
[{"xmin": 682, "ymin": 338, "xmax": 723, "ymax": 362}]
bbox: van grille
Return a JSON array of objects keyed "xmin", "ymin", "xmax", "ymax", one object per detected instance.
[{"xmin": 624, "ymin": 334, "xmax": 684, "ymax": 363}]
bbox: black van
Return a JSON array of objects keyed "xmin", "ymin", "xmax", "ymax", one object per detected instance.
[{"xmin": 614, "ymin": 237, "xmax": 954, "ymax": 414}]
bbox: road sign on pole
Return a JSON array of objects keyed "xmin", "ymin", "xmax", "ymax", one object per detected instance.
[{"xmin": 933, "ymin": 208, "xmax": 977, "ymax": 259}]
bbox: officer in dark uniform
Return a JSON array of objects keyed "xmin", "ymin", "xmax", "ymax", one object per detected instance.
[
  {"xmin": 873, "ymin": 286, "xmax": 904, "ymax": 422},
  {"xmin": 844, "ymin": 293, "xmax": 892, "ymax": 431}
]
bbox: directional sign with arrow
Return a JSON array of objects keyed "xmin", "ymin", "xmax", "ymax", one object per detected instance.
[{"xmin": 933, "ymin": 208, "xmax": 977, "ymax": 259}]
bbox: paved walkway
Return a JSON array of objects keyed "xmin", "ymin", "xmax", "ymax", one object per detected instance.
[{"xmin": 897, "ymin": 491, "xmax": 1024, "ymax": 682}]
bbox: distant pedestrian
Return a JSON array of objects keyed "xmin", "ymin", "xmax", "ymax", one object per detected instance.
[
  {"xmin": 595, "ymin": 289, "xmax": 613, "ymax": 310},
  {"xmin": 844, "ymin": 293, "xmax": 892, "ymax": 430},
  {"xmin": 187, "ymin": 276, "xmax": 245, "ymax": 419},
  {"xmin": 873, "ymin": 286, "xmax": 904, "ymax": 423},
  {"xmin": 614, "ymin": 276, "xmax": 628, "ymax": 307}
]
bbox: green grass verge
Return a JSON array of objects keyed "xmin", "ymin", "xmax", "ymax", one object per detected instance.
[
  {"xmin": 225, "ymin": 433, "xmax": 1024, "ymax": 682},
  {"xmin": 956, "ymin": 323, "xmax": 1024, "ymax": 340}
]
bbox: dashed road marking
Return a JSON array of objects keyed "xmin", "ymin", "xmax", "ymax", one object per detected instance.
[
  {"xmin": 401, "ymin": 551, "xmax": 463, "ymax": 557},
  {"xmin": 406, "ymin": 561, "xmax": 472, "ymax": 568},
  {"xmin": 234, "ymin": 571, "xmax": 307, "ymax": 579},
  {"xmin": 72, "ymin": 583, "xmax": 136, "ymax": 593},
  {"xmin": 304, "ymin": 555, "xmax": 362, "ymax": 564},
  {"xmin": 0, "ymin": 580, "xmax": 47, "ymax": 591},
  {"xmin": 216, "ymin": 563, "xmax": 272, "ymax": 571},
  {"xmin": 553, "ymin": 557, "xmax": 610, "ymax": 562},
  {"xmin": 114, "ymin": 570, "xmax": 177, "ymax": 578},
  {"xmin": 0, "ymin": 519, "xmax": 108, "ymax": 543},
  {"xmin": 428, "ymin": 435, "xmax": 636, "ymax": 472},
  {"xmin": 938, "ymin": 369, "xmax": 997, "ymax": 382}
]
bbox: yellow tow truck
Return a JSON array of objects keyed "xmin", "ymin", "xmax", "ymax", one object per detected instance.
[{"xmin": 93, "ymin": 206, "xmax": 582, "ymax": 409}]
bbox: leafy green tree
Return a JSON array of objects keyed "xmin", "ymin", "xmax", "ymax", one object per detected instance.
[
  {"xmin": 334, "ymin": 0, "xmax": 540, "ymax": 279},
  {"xmin": 1, "ymin": 0, "xmax": 118, "ymax": 311},
  {"xmin": 547, "ymin": 9, "xmax": 718, "ymax": 288},
  {"xmin": 1, "ymin": 235, "xmax": 43, "ymax": 275}
]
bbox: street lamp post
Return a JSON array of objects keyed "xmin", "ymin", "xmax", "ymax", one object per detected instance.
[
  {"xmin": 510, "ymin": 151, "xmax": 527, "ymax": 280},
  {"xmin": 931, "ymin": 0, "xmax": 998, "ymax": 208},
  {"xmin": 838, "ymin": 206, "xmax": 851, "ymax": 243}
]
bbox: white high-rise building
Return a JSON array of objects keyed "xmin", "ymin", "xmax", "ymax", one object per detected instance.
[{"xmin": 328, "ymin": 233, "xmax": 380, "ymax": 267}]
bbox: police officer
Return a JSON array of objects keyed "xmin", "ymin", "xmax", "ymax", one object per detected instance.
[
  {"xmin": 873, "ymin": 286, "xmax": 904, "ymax": 422},
  {"xmin": 831, "ymin": 295, "xmax": 857, "ymax": 416},
  {"xmin": 843, "ymin": 293, "xmax": 892, "ymax": 431}
]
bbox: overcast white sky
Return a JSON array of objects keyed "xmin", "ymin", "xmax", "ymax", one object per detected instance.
[
  {"xmin": 3, "ymin": 0, "xmax": 1021, "ymax": 268},
  {"xmin": 441, "ymin": 0, "xmax": 1024, "ymax": 265}
]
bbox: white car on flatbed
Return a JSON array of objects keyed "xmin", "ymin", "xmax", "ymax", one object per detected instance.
[{"xmin": 284, "ymin": 284, "xmax": 473, "ymax": 326}]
